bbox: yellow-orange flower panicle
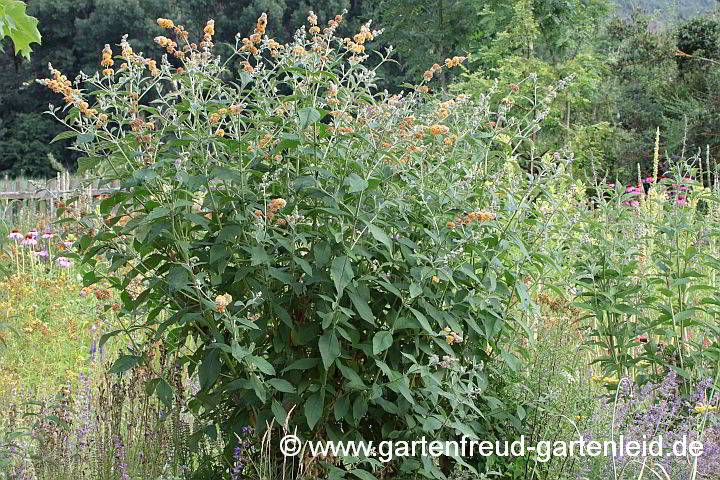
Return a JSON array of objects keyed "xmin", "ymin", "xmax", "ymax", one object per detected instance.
[
  {"xmin": 203, "ymin": 19, "xmax": 215, "ymax": 46},
  {"xmin": 255, "ymin": 13, "xmax": 268, "ymax": 36},
  {"xmin": 214, "ymin": 293, "xmax": 232, "ymax": 312},
  {"xmin": 154, "ymin": 35, "xmax": 177, "ymax": 53},
  {"xmin": 101, "ymin": 44, "xmax": 114, "ymax": 67},
  {"xmin": 268, "ymin": 198, "xmax": 287, "ymax": 212},
  {"xmin": 157, "ymin": 18, "xmax": 174, "ymax": 29},
  {"xmin": 444, "ymin": 56, "xmax": 467, "ymax": 68},
  {"xmin": 428, "ymin": 124, "xmax": 449, "ymax": 135}
]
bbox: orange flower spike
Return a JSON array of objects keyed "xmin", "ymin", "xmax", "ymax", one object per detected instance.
[
  {"xmin": 101, "ymin": 44, "xmax": 114, "ymax": 67},
  {"xmin": 157, "ymin": 18, "xmax": 175, "ymax": 29}
]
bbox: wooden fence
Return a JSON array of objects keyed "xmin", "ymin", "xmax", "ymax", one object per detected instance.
[{"xmin": 0, "ymin": 172, "xmax": 120, "ymax": 223}]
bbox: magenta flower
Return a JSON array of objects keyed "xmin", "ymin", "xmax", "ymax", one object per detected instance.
[
  {"xmin": 56, "ymin": 256, "xmax": 74, "ymax": 268},
  {"xmin": 33, "ymin": 250, "xmax": 49, "ymax": 258},
  {"xmin": 7, "ymin": 229, "xmax": 23, "ymax": 240},
  {"xmin": 28, "ymin": 228, "xmax": 38, "ymax": 238},
  {"xmin": 63, "ymin": 241, "xmax": 73, "ymax": 249},
  {"xmin": 608, "ymin": 183, "xmax": 615, "ymax": 187}
]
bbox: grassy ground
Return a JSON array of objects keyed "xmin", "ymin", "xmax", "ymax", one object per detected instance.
[{"xmin": 0, "ymin": 267, "xmax": 122, "ymax": 397}]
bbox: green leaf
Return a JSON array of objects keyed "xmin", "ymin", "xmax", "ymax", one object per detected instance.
[
  {"xmin": 267, "ymin": 378, "xmax": 296, "ymax": 393},
  {"xmin": 351, "ymin": 470, "xmax": 377, "ymax": 480},
  {"xmin": 50, "ymin": 131, "xmax": 79, "ymax": 143},
  {"xmin": 352, "ymin": 395, "xmax": 368, "ymax": 420},
  {"xmin": 108, "ymin": 354, "xmax": 140, "ymax": 374},
  {"xmin": 271, "ymin": 399, "xmax": 287, "ymax": 425},
  {"xmin": 348, "ymin": 292, "xmax": 375, "ymax": 325},
  {"xmin": 409, "ymin": 308, "xmax": 433, "ymax": 333},
  {"xmin": 319, "ymin": 332, "xmax": 341, "ymax": 370},
  {"xmin": 282, "ymin": 358, "xmax": 320, "ymax": 373},
  {"xmin": 372, "ymin": 331, "xmax": 393, "ymax": 355},
  {"xmin": 337, "ymin": 363, "xmax": 366, "ymax": 389},
  {"xmin": 199, "ymin": 349, "xmax": 221, "ymax": 390},
  {"xmin": 298, "ymin": 107, "xmax": 322, "ymax": 128},
  {"xmin": 304, "ymin": 390, "xmax": 325, "ymax": 429},
  {"xmin": 155, "ymin": 378, "xmax": 173, "ymax": 409},
  {"xmin": 331, "ymin": 256, "xmax": 354, "ymax": 295},
  {"xmin": 76, "ymin": 156, "xmax": 101, "ymax": 174},
  {"xmin": 246, "ymin": 356, "xmax": 276, "ymax": 375},
  {"xmin": 344, "ymin": 173, "xmax": 369, "ymax": 193},
  {"xmin": 366, "ymin": 223, "xmax": 392, "ymax": 252},
  {"xmin": 77, "ymin": 133, "xmax": 96, "ymax": 144},
  {"xmin": 0, "ymin": 0, "xmax": 40, "ymax": 59},
  {"xmin": 334, "ymin": 394, "xmax": 350, "ymax": 421}
]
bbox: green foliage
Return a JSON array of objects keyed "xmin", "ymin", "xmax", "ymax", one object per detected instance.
[
  {"xmin": 41, "ymin": 13, "xmax": 576, "ymax": 478},
  {"xmin": 676, "ymin": 16, "xmax": 720, "ymax": 73},
  {"xmin": 0, "ymin": 0, "xmax": 40, "ymax": 59}
]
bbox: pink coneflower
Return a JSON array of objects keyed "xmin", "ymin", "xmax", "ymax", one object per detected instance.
[
  {"xmin": 608, "ymin": 183, "xmax": 615, "ymax": 187},
  {"xmin": 630, "ymin": 200, "xmax": 640, "ymax": 206},
  {"xmin": 28, "ymin": 228, "xmax": 38, "ymax": 238},
  {"xmin": 676, "ymin": 194, "xmax": 687, "ymax": 205},
  {"xmin": 56, "ymin": 256, "xmax": 74, "ymax": 268},
  {"xmin": 33, "ymin": 250, "xmax": 49, "ymax": 258},
  {"xmin": 644, "ymin": 176, "xmax": 653, "ymax": 183},
  {"xmin": 7, "ymin": 229, "xmax": 23, "ymax": 240},
  {"xmin": 63, "ymin": 241, "xmax": 73, "ymax": 249},
  {"xmin": 42, "ymin": 227, "xmax": 54, "ymax": 239},
  {"xmin": 21, "ymin": 235, "xmax": 37, "ymax": 246}
]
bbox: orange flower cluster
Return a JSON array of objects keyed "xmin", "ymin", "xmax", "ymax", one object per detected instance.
[
  {"xmin": 444, "ymin": 56, "xmax": 467, "ymax": 68},
  {"xmin": 147, "ymin": 59, "xmax": 159, "ymax": 76},
  {"xmin": 154, "ymin": 36, "xmax": 185, "ymax": 58},
  {"xmin": 101, "ymin": 44, "xmax": 114, "ymax": 67},
  {"xmin": 157, "ymin": 17, "xmax": 189, "ymax": 44},
  {"xmin": 423, "ymin": 63, "xmax": 442, "ymax": 81},
  {"xmin": 203, "ymin": 19, "xmax": 215, "ymax": 45},
  {"xmin": 443, "ymin": 327, "xmax": 464, "ymax": 344},
  {"xmin": 449, "ymin": 211, "xmax": 495, "ymax": 228},
  {"xmin": 94, "ymin": 288, "xmax": 111, "ymax": 300},
  {"xmin": 327, "ymin": 13, "xmax": 345, "ymax": 30},
  {"xmin": 214, "ymin": 293, "xmax": 232, "ymax": 312},
  {"xmin": 101, "ymin": 44, "xmax": 114, "ymax": 76},
  {"xmin": 38, "ymin": 66, "xmax": 73, "ymax": 96},
  {"xmin": 427, "ymin": 124, "xmax": 449, "ymax": 135},
  {"xmin": 435, "ymin": 99, "xmax": 455, "ymax": 119},
  {"xmin": 308, "ymin": 11, "xmax": 320, "ymax": 34},
  {"xmin": 38, "ymin": 65, "xmax": 99, "ymax": 116},
  {"xmin": 121, "ymin": 40, "xmax": 133, "ymax": 58},
  {"xmin": 326, "ymin": 82, "xmax": 339, "ymax": 105},
  {"xmin": 156, "ymin": 18, "xmax": 174, "ymax": 29},
  {"xmin": 240, "ymin": 13, "xmax": 268, "ymax": 54},
  {"xmin": 130, "ymin": 117, "xmax": 155, "ymax": 132},
  {"xmin": 344, "ymin": 22, "xmax": 377, "ymax": 54},
  {"xmin": 209, "ymin": 104, "xmax": 244, "ymax": 123},
  {"xmin": 254, "ymin": 198, "xmax": 287, "ymax": 222}
]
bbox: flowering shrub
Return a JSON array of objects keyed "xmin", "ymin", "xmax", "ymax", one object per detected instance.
[{"xmin": 41, "ymin": 11, "xmax": 569, "ymax": 477}]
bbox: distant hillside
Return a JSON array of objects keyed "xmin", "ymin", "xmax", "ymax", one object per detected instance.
[{"xmin": 613, "ymin": 0, "xmax": 717, "ymax": 21}]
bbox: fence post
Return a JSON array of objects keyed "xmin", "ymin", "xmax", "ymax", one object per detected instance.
[{"xmin": 1, "ymin": 175, "xmax": 8, "ymax": 220}]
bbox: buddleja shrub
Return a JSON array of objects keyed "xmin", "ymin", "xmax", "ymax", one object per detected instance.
[{"xmin": 40, "ymin": 11, "xmax": 566, "ymax": 478}]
